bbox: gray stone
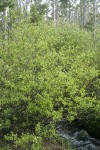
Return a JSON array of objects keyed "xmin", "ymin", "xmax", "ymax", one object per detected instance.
[
  {"xmin": 96, "ymin": 146, "xmax": 100, "ymax": 150},
  {"xmin": 74, "ymin": 131, "xmax": 79, "ymax": 138},
  {"xmin": 76, "ymin": 130, "xmax": 89, "ymax": 141},
  {"xmin": 73, "ymin": 141, "xmax": 81, "ymax": 147},
  {"xmin": 85, "ymin": 143, "xmax": 97, "ymax": 150},
  {"xmin": 93, "ymin": 139, "xmax": 100, "ymax": 146},
  {"xmin": 56, "ymin": 122, "xmax": 100, "ymax": 150},
  {"xmin": 80, "ymin": 140, "xmax": 91, "ymax": 146},
  {"xmin": 89, "ymin": 138, "xmax": 95, "ymax": 141},
  {"xmin": 77, "ymin": 147, "xmax": 88, "ymax": 150},
  {"xmin": 59, "ymin": 133, "xmax": 70, "ymax": 140}
]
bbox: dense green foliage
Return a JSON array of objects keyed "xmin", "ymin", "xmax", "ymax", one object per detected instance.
[{"xmin": 0, "ymin": 22, "xmax": 100, "ymax": 149}]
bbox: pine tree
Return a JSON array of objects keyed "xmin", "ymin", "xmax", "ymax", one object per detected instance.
[{"xmin": 30, "ymin": 0, "xmax": 47, "ymax": 24}]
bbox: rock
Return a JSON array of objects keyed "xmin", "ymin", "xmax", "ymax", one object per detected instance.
[
  {"xmin": 71, "ymin": 137, "xmax": 75, "ymax": 142},
  {"xmin": 79, "ymin": 140, "xmax": 91, "ymax": 147},
  {"xmin": 73, "ymin": 141, "xmax": 81, "ymax": 147},
  {"xmin": 76, "ymin": 130, "xmax": 89, "ymax": 141},
  {"xmin": 85, "ymin": 143, "xmax": 97, "ymax": 150},
  {"xmin": 56, "ymin": 122, "xmax": 100, "ymax": 150},
  {"xmin": 59, "ymin": 133, "xmax": 70, "ymax": 140},
  {"xmin": 96, "ymin": 146, "xmax": 100, "ymax": 150},
  {"xmin": 93, "ymin": 139, "xmax": 100, "ymax": 146},
  {"xmin": 77, "ymin": 147, "xmax": 88, "ymax": 150},
  {"xmin": 73, "ymin": 131, "xmax": 79, "ymax": 138},
  {"xmin": 89, "ymin": 137, "xmax": 95, "ymax": 141}
]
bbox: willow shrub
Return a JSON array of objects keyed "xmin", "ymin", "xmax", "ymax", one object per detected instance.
[{"xmin": 0, "ymin": 22, "xmax": 100, "ymax": 149}]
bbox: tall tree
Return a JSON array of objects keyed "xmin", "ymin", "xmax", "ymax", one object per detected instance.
[
  {"xmin": 30, "ymin": 0, "xmax": 47, "ymax": 24},
  {"xmin": 80, "ymin": 0, "xmax": 88, "ymax": 27}
]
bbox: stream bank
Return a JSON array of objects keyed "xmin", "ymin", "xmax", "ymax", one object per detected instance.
[{"xmin": 56, "ymin": 121, "xmax": 100, "ymax": 150}]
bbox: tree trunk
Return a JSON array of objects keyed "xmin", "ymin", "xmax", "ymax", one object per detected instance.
[{"xmin": 93, "ymin": 0, "xmax": 96, "ymax": 34}]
